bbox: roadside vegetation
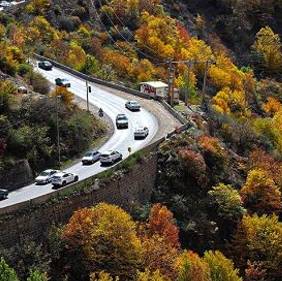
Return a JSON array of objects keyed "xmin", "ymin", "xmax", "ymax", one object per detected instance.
[{"xmin": 0, "ymin": 19, "xmax": 106, "ymax": 180}]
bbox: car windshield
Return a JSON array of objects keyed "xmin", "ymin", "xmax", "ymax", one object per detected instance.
[
  {"xmin": 61, "ymin": 79, "xmax": 68, "ymax": 82},
  {"xmin": 131, "ymin": 101, "xmax": 138, "ymax": 105},
  {"xmin": 39, "ymin": 171, "xmax": 51, "ymax": 176},
  {"xmin": 101, "ymin": 153, "xmax": 110, "ymax": 157},
  {"xmin": 84, "ymin": 152, "xmax": 93, "ymax": 157},
  {"xmin": 118, "ymin": 116, "xmax": 127, "ymax": 120}
]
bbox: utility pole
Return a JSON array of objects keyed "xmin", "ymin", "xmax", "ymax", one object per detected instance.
[
  {"xmin": 184, "ymin": 60, "xmax": 193, "ymax": 106},
  {"xmin": 56, "ymin": 92, "xmax": 61, "ymax": 169},
  {"xmin": 201, "ymin": 60, "xmax": 209, "ymax": 106},
  {"xmin": 168, "ymin": 60, "xmax": 175, "ymax": 105},
  {"xmin": 86, "ymin": 80, "xmax": 90, "ymax": 112}
]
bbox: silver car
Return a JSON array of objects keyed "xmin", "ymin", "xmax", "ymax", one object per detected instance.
[
  {"xmin": 35, "ymin": 169, "xmax": 59, "ymax": 185},
  {"xmin": 51, "ymin": 172, "xmax": 79, "ymax": 188},
  {"xmin": 125, "ymin": 101, "xmax": 141, "ymax": 111},
  {"xmin": 100, "ymin": 150, "xmax": 122, "ymax": 165},
  {"xmin": 82, "ymin": 150, "xmax": 101, "ymax": 165},
  {"xmin": 116, "ymin": 114, "xmax": 128, "ymax": 129},
  {"xmin": 134, "ymin": 127, "xmax": 149, "ymax": 139}
]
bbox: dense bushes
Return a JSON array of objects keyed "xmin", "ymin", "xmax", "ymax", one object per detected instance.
[{"xmin": 0, "ymin": 82, "xmax": 106, "ymax": 172}]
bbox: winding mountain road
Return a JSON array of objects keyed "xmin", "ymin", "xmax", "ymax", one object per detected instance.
[{"xmin": 0, "ymin": 64, "xmax": 180, "ymax": 208}]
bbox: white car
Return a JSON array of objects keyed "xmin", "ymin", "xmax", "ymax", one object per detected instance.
[
  {"xmin": 82, "ymin": 150, "xmax": 101, "ymax": 165},
  {"xmin": 134, "ymin": 127, "xmax": 149, "ymax": 139},
  {"xmin": 100, "ymin": 150, "xmax": 122, "ymax": 165},
  {"xmin": 125, "ymin": 101, "xmax": 141, "ymax": 111},
  {"xmin": 0, "ymin": 1, "xmax": 12, "ymax": 7},
  {"xmin": 35, "ymin": 169, "xmax": 59, "ymax": 185},
  {"xmin": 51, "ymin": 172, "xmax": 79, "ymax": 188}
]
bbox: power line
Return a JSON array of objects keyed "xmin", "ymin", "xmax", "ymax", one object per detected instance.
[
  {"xmin": 89, "ymin": 0, "xmax": 129, "ymax": 55},
  {"xmin": 98, "ymin": 0, "xmax": 163, "ymax": 60},
  {"xmin": 92, "ymin": 0, "xmax": 162, "ymax": 63}
]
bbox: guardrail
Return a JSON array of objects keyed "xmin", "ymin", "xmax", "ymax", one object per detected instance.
[
  {"xmin": 34, "ymin": 54, "xmax": 188, "ymax": 125},
  {"xmin": 34, "ymin": 54, "xmax": 150, "ymax": 99},
  {"xmin": 0, "ymin": 57, "xmax": 192, "ymax": 215},
  {"xmin": 0, "ymin": 122, "xmax": 191, "ymax": 216}
]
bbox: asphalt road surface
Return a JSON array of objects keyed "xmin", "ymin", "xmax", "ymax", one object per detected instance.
[{"xmin": 0, "ymin": 64, "xmax": 159, "ymax": 208}]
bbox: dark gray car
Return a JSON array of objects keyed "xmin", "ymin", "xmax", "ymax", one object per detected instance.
[{"xmin": 0, "ymin": 189, "xmax": 8, "ymax": 200}]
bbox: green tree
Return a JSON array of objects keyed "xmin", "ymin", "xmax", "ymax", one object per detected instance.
[
  {"xmin": 0, "ymin": 258, "xmax": 19, "ymax": 281},
  {"xmin": 209, "ymin": 183, "xmax": 246, "ymax": 221},
  {"xmin": 7, "ymin": 125, "xmax": 51, "ymax": 169},
  {"xmin": 0, "ymin": 236, "xmax": 50, "ymax": 280},
  {"xmin": 0, "ymin": 80, "xmax": 16, "ymax": 113},
  {"xmin": 203, "ymin": 251, "xmax": 242, "ymax": 281},
  {"xmin": 27, "ymin": 270, "xmax": 48, "ymax": 281}
]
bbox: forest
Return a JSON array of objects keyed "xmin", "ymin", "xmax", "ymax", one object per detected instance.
[{"xmin": 0, "ymin": 0, "xmax": 281, "ymax": 280}]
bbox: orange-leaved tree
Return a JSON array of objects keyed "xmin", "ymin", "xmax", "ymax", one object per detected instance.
[{"xmin": 147, "ymin": 203, "xmax": 180, "ymax": 248}]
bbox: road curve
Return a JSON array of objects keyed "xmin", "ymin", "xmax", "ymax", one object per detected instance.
[{"xmin": 0, "ymin": 65, "xmax": 159, "ymax": 208}]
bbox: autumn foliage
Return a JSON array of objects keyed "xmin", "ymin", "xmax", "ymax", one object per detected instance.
[
  {"xmin": 147, "ymin": 204, "xmax": 180, "ymax": 248},
  {"xmin": 240, "ymin": 169, "xmax": 281, "ymax": 215},
  {"xmin": 62, "ymin": 203, "xmax": 142, "ymax": 279}
]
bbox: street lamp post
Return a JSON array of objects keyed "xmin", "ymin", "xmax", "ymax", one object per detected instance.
[{"xmin": 56, "ymin": 93, "xmax": 61, "ymax": 169}]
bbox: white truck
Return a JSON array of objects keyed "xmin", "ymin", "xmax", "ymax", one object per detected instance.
[{"xmin": 140, "ymin": 81, "xmax": 179, "ymax": 102}]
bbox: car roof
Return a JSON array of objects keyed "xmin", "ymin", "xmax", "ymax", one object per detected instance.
[
  {"xmin": 44, "ymin": 169, "xmax": 57, "ymax": 173},
  {"xmin": 85, "ymin": 150, "xmax": 99, "ymax": 154},
  {"xmin": 102, "ymin": 150, "xmax": 116, "ymax": 154},
  {"xmin": 54, "ymin": 172, "xmax": 67, "ymax": 176},
  {"xmin": 129, "ymin": 100, "xmax": 138, "ymax": 103}
]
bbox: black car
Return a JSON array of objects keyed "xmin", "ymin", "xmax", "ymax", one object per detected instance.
[
  {"xmin": 38, "ymin": 60, "xmax": 53, "ymax": 71},
  {"xmin": 0, "ymin": 189, "xmax": 8, "ymax": 200},
  {"xmin": 55, "ymin": 78, "xmax": 71, "ymax": 87}
]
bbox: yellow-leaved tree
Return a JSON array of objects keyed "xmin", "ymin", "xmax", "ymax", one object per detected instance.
[
  {"xmin": 65, "ymin": 41, "xmax": 87, "ymax": 71},
  {"xmin": 252, "ymin": 26, "xmax": 282, "ymax": 72},
  {"xmin": 62, "ymin": 203, "xmax": 143, "ymax": 280}
]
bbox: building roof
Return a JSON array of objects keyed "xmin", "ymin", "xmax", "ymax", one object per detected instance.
[{"xmin": 140, "ymin": 81, "xmax": 168, "ymax": 88}]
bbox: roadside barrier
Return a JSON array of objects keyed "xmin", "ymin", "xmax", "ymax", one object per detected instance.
[{"xmin": 34, "ymin": 54, "xmax": 188, "ymax": 125}]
